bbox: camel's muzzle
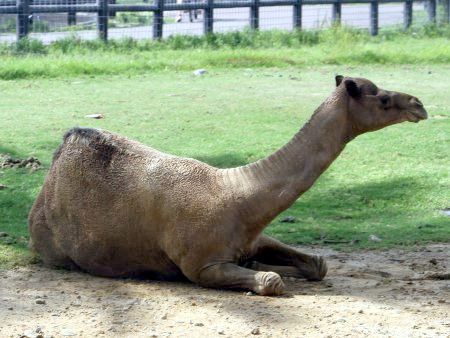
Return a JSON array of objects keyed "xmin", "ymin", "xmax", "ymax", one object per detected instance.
[{"xmin": 407, "ymin": 104, "xmax": 428, "ymax": 123}]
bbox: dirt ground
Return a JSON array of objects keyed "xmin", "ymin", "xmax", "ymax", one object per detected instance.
[{"xmin": 1, "ymin": 244, "xmax": 449, "ymax": 338}]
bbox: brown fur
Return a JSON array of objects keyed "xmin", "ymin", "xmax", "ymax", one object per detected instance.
[{"xmin": 29, "ymin": 76, "xmax": 427, "ymax": 295}]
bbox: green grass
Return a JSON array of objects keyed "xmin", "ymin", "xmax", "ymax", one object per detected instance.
[
  {"xmin": 1, "ymin": 25, "xmax": 450, "ymax": 80},
  {"xmin": 0, "ymin": 66, "xmax": 449, "ymax": 268}
]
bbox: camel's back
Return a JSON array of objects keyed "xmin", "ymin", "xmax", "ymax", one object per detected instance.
[
  {"xmin": 53, "ymin": 127, "xmax": 172, "ymax": 177},
  {"xmin": 51, "ymin": 127, "xmax": 218, "ymax": 194}
]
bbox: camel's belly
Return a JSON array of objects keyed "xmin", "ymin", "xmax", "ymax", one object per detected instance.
[{"xmin": 51, "ymin": 219, "xmax": 182, "ymax": 279}]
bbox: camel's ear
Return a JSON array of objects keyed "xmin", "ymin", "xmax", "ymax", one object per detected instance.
[
  {"xmin": 335, "ymin": 75, "xmax": 344, "ymax": 87},
  {"xmin": 344, "ymin": 79, "xmax": 361, "ymax": 99}
]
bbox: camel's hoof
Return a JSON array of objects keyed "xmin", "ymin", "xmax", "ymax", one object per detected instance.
[
  {"xmin": 307, "ymin": 255, "xmax": 328, "ymax": 281},
  {"xmin": 254, "ymin": 271, "xmax": 285, "ymax": 296}
]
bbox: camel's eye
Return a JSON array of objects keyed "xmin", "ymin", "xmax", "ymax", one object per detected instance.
[{"xmin": 380, "ymin": 95, "xmax": 390, "ymax": 106}]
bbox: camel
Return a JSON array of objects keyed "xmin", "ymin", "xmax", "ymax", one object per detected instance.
[{"xmin": 29, "ymin": 76, "xmax": 427, "ymax": 296}]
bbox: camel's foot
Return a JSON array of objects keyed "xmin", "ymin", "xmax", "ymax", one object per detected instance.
[
  {"xmin": 305, "ymin": 255, "xmax": 328, "ymax": 281},
  {"xmin": 254, "ymin": 271, "xmax": 285, "ymax": 296}
]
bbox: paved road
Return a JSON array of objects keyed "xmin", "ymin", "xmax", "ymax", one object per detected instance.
[{"xmin": 0, "ymin": 3, "xmax": 426, "ymax": 43}]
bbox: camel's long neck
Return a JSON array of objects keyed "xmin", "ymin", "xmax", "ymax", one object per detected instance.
[{"xmin": 219, "ymin": 94, "xmax": 353, "ymax": 237}]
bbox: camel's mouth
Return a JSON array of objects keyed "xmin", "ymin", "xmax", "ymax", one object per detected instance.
[{"xmin": 407, "ymin": 108, "xmax": 428, "ymax": 123}]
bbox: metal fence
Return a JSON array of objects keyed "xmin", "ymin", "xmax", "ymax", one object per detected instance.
[{"xmin": 0, "ymin": 0, "xmax": 449, "ymax": 42}]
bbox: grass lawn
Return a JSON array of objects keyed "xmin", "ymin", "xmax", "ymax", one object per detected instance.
[
  {"xmin": 2, "ymin": 26, "xmax": 450, "ymax": 80},
  {"xmin": 0, "ymin": 65, "xmax": 449, "ymax": 268}
]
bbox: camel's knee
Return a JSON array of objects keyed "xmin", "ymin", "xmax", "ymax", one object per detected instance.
[{"xmin": 191, "ymin": 263, "xmax": 285, "ymax": 296}]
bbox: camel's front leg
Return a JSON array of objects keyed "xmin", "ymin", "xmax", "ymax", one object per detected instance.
[
  {"xmin": 195, "ymin": 262, "xmax": 285, "ymax": 296},
  {"xmin": 249, "ymin": 235, "xmax": 327, "ymax": 281}
]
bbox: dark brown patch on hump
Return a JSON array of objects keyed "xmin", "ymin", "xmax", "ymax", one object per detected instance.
[
  {"xmin": 54, "ymin": 127, "xmax": 117, "ymax": 167},
  {"xmin": 92, "ymin": 139, "xmax": 117, "ymax": 168}
]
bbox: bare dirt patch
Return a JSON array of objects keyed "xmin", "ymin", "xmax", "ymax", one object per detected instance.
[
  {"xmin": 1, "ymin": 244, "xmax": 449, "ymax": 337},
  {"xmin": 0, "ymin": 155, "xmax": 42, "ymax": 171}
]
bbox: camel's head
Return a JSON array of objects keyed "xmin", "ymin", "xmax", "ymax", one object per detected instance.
[{"xmin": 335, "ymin": 75, "xmax": 427, "ymax": 135}]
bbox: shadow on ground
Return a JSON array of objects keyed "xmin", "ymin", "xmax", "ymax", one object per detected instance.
[{"xmin": 268, "ymin": 174, "xmax": 446, "ymax": 246}]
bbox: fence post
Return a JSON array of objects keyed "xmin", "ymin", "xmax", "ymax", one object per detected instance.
[
  {"xmin": 250, "ymin": 0, "xmax": 259, "ymax": 30},
  {"xmin": 370, "ymin": 0, "xmax": 378, "ymax": 36},
  {"xmin": 444, "ymin": 0, "xmax": 450, "ymax": 24},
  {"xmin": 403, "ymin": 0, "xmax": 412, "ymax": 29},
  {"xmin": 97, "ymin": 0, "xmax": 108, "ymax": 40},
  {"xmin": 427, "ymin": 0, "xmax": 436, "ymax": 22},
  {"xmin": 293, "ymin": 0, "xmax": 302, "ymax": 29},
  {"xmin": 153, "ymin": 0, "xmax": 163, "ymax": 39},
  {"xmin": 332, "ymin": 0, "xmax": 342, "ymax": 25},
  {"xmin": 110, "ymin": 0, "xmax": 117, "ymax": 17},
  {"xmin": 204, "ymin": 0, "xmax": 213, "ymax": 34},
  {"xmin": 16, "ymin": 0, "xmax": 30, "ymax": 40},
  {"xmin": 68, "ymin": 0, "xmax": 76, "ymax": 26}
]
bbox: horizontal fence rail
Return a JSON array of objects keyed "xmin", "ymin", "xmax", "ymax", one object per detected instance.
[{"xmin": 0, "ymin": 0, "xmax": 448, "ymax": 42}]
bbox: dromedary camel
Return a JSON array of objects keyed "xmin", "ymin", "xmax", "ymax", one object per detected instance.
[{"xmin": 29, "ymin": 76, "xmax": 427, "ymax": 295}]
